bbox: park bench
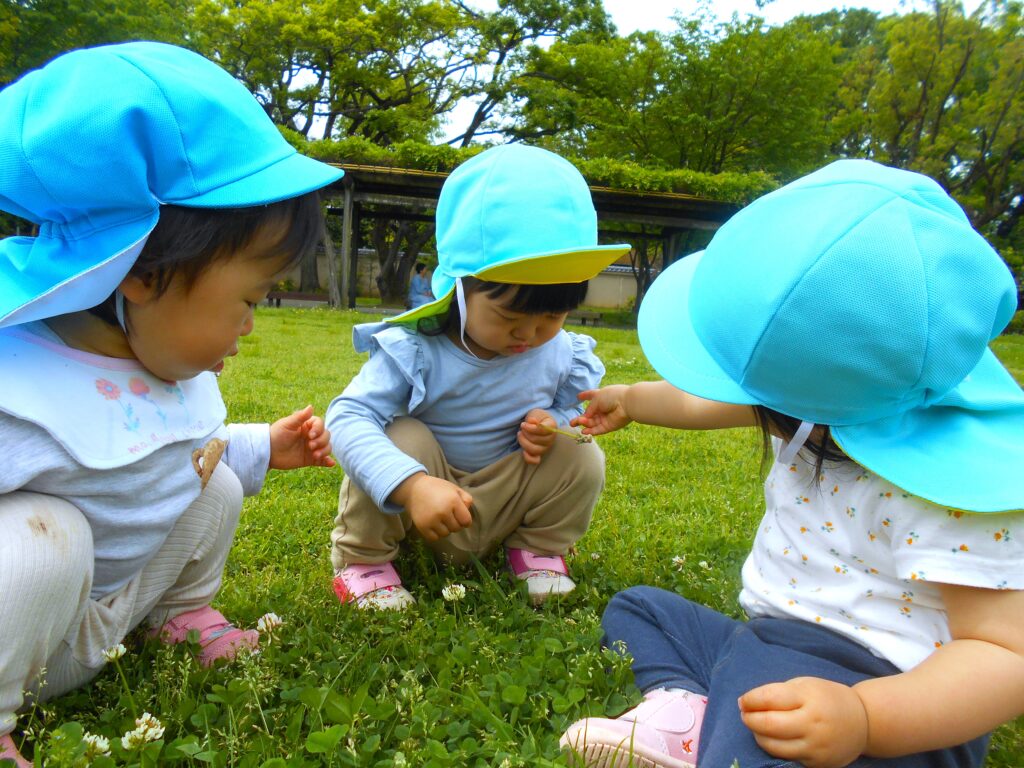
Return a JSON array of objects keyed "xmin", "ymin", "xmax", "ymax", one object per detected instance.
[
  {"xmin": 265, "ymin": 290, "xmax": 330, "ymax": 307},
  {"xmin": 568, "ymin": 309, "xmax": 602, "ymax": 326}
]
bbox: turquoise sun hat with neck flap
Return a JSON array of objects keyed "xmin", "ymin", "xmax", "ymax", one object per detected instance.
[
  {"xmin": 0, "ymin": 41, "xmax": 344, "ymax": 329},
  {"xmin": 639, "ymin": 159, "xmax": 1023, "ymax": 513},
  {"xmin": 388, "ymin": 144, "xmax": 631, "ymax": 325}
]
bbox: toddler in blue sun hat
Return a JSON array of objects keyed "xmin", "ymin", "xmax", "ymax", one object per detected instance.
[
  {"xmin": 325, "ymin": 144, "xmax": 630, "ymax": 609},
  {"xmin": 0, "ymin": 42, "xmax": 342, "ymax": 767},
  {"xmin": 560, "ymin": 160, "xmax": 1024, "ymax": 768}
]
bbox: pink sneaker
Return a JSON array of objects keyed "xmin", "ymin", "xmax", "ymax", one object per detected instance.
[
  {"xmin": 149, "ymin": 605, "xmax": 258, "ymax": 667},
  {"xmin": 333, "ymin": 562, "xmax": 415, "ymax": 610},
  {"xmin": 560, "ymin": 689, "xmax": 707, "ymax": 768},
  {"xmin": 0, "ymin": 733, "xmax": 31, "ymax": 768},
  {"xmin": 506, "ymin": 548, "xmax": 576, "ymax": 605}
]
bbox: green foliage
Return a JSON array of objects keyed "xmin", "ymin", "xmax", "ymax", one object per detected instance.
[
  {"xmin": 0, "ymin": 0, "xmax": 193, "ymax": 88},
  {"xmin": 18, "ymin": 310, "xmax": 1024, "ymax": 767},
  {"xmin": 511, "ymin": 15, "xmax": 840, "ymax": 177},
  {"xmin": 827, "ymin": 1, "xmax": 1024, "ymax": 237},
  {"xmin": 285, "ymin": 131, "xmax": 776, "ymax": 204}
]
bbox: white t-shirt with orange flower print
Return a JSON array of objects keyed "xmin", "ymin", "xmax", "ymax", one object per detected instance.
[{"xmin": 739, "ymin": 440, "xmax": 1024, "ymax": 671}]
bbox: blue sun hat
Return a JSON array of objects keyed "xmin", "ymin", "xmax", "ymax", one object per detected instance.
[
  {"xmin": 0, "ymin": 41, "xmax": 344, "ymax": 328},
  {"xmin": 388, "ymin": 144, "xmax": 630, "ymax": 324},
  {"xmin": 639, "ymin": 159, "xmax": 1023, "ymax": 513}
]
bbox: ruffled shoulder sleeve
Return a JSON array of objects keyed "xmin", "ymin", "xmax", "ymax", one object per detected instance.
[
  {"xmin": 550, "ymin": 331, "xmax": 606, "ymax": 421},
  {"xmin": 351, "ymin": 321, "xmax": 428, "ymax": 412}
]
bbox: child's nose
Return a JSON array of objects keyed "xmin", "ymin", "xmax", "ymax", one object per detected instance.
[{"xmin": 512, "ymin": 320, "xmax": 537, "ymax": 340}]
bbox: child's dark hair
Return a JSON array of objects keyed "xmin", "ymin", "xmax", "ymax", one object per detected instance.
[
  {"xmin": 418, "ymin": 276, "xmax": 588, "ymax": 336},
  {"xmin": 88, "ymin": 191, "xmax": 323, "ymax": 325},
  {"xmin": 753, "ymin": 405, "xmax": 849, "ymax": 479}
]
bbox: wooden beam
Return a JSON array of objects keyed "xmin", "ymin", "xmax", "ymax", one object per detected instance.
[{"xmin": 339, "ymin": 183, "xmax": 354, "ymax": 308}]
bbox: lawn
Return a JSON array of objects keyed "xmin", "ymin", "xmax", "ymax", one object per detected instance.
[{"xmin": 24, "ymin": 309, "xmax": 1024, "ymax": 767}]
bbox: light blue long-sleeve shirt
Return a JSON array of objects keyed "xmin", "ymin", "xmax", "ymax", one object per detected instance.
[{"xmin": 326, "ymin": 322, "xmax": 604, "ymax": 511}]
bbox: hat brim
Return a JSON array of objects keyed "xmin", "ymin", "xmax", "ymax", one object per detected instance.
[
  {"xmin": 833, "ymin": 349, "xmax": 1024, "ymax": 512},
  {"xmin": 171, "ymin": 152, "xmax": 343, "ymax": 208},
  {"xmin": 641, "ymin": 252, "xmax": 1024, "ymax": 513},
  {"xmin": 637, "ymin": 250, "xmax": 758, "ymax": 405},
  {"xmin": 388, "ymin": 243, "xmax": 630, "ymax": 324}
]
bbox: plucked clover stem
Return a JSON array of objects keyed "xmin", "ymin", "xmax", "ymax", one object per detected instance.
[{"xmin": 540, "ymin": 423, "xmax": 592, "ymax": 442}]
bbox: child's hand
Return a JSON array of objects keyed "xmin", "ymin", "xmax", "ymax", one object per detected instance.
[
  {"xmin": 269, "ymin": 405, "xmax": 336, "ymax": 470},
  {"xmin": 572, "ymin": 385, "xmax": 633, "ymax": 435},
  {"xmin": 518, "ymin": 409, "xmax": 557, "ymax": 464},
  {"xmin": 402, "ymin": 475, "xmax": 474, "ymax": 542},
  {"xmin": 738, "ymin": 676, "xmax": 869, "ymax": 768}
]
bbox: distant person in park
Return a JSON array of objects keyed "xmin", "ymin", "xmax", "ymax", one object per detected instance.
[
  {"xmin": 560, "ymin": 161, "xmax": 1024, "ymax": 768},
  {"xmin": 0, "ymin": 43, "xmax": 341, "ymax": 767},
  {"xmin": 407, "ymin": 261, "xmax": 434, "ymax": 309},
  {"xmin": 326, "ymin": 144, "xmax": 629, "ymax": 609}
]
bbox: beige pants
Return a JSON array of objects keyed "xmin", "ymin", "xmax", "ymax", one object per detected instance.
[
  {"xmin": 331, "ymin": 417, "xmax": 605, "ymax": 570},
  {"xmin": 0, "ymin": 463, "xmax": 242, "ymax": 735}
]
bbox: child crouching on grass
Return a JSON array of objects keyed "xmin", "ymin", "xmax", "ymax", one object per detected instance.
[
  {"xmin": 0, "ymin": 43, "xmax": 341, "ymax": 767},
  {"xmin": 326, "ymin": 144, "xmax": 630, "ymax": 609},
  {"xmin": 560, "ymin": 160, "xmax": 1024, "ymax": 768}
]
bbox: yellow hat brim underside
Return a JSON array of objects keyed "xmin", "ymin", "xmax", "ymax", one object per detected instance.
[{"xmin": 388, "ymin": 243, "xmax": 631, "ymax": 324}]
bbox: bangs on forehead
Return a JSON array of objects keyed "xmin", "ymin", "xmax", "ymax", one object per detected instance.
[{"xmin": 477, "ymin": 279, "xmax": 589, "ymax": 314}]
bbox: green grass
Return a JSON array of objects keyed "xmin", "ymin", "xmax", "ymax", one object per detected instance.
[{"xmin": 21, "ymin": 310, "xmax": 1024, "ymax": 767}]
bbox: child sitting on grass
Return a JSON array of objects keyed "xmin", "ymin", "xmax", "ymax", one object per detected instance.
[
  {"xmin": 560, "ymin": 160, "xmax": 1024, "ymax": 768},
  {"xmin": 0, "ymin": 42, "xmax": 340, "ymax": 767},
  {"xmin": 326, "ymin": 144, "xmax": 629, "ymax": 609}
]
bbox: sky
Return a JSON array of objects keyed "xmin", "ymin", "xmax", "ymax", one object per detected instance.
[
  {"xmin": 601, "ymin": 0, "xmax": 986, "ymax": 34},
  {"xmin": 442, "ymin": 0, "xmax": 986, "ymax": 140}
]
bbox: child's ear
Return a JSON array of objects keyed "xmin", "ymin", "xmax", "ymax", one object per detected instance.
[{"xmin": 118, "ymin": 272, "xmax": 158, "ymax": 304}]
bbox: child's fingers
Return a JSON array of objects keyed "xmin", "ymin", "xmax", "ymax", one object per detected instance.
[
  {"xmin": 740, "ymin": 708, "xmax": 806, "ymax": 740},
  {"xmin": 577, "ymin": 389, "xmax": 597, "ymax": 402},
  {"xmin": 453, "ymin": 502, "xmax": 472, "ymax": 529},
  {"xmin": 292, "ymin": 404, "xmax": 315, "ymax": 423},
  {"xmin": 739, "ymin": 682, "xmax": 803, "ymax": 713}
]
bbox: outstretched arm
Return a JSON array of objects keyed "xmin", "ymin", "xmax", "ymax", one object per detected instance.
[
  {"xmin": 739, "ymin": 584, "xmax": 1024, "ymax": 768},
  {"xmin": 572, "ymin": 380, "xmax": 756, "ymax": 436}
]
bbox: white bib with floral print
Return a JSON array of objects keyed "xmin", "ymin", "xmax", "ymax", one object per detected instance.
[{"xmin": 0, "ymin": 326, "xmax": 225, "ymax": 469}]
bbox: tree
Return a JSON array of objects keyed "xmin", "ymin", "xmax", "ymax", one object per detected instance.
[
  {"xmin": 509, "ymin": 14, "xmax": 839, "ymax": 176},
  {"xmin": 445, "ymin": 0, "xmax": 614, "ymax": 146},
  {"xmin": 828, "ymin": 0, "xmax": 1024, "ymax": 241},
  {"xmin": 191, "ymin": 0, "xmax": 474, "ymax": 145},
  {"xmin": 1, "ymin": 0, "xmax": 193, "ymax": 88},
  {"xmin": 370, "ymin": 220, "xmax": 436, "ymax": 304}
]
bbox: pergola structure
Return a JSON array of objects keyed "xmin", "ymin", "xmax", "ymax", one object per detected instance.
[{"xmin": 319, "ymin": 163, "xmax": 740, "ymax": 308}]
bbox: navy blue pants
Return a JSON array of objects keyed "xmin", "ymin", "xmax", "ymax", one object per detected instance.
[{"xmin": 602, "ymin": 587, "xmax": 989, "ymax": 768}]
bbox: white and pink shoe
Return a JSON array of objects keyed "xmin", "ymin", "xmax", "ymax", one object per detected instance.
[
  {"xmin": 149, "ymin": 605, "xmax": 259, "ymax": 667},
  {"xmin": 506, "ymin": 548, "xmax": 576, "ymax": 605},
  {"xmin": 560, "ymin": 688, "xmax": 707, "ymax": 768},
  {"xmin": 0, "ymin": 732, "xmax": 31, "ymax": 768},
  {"xmin": 333, "ymin": 562, "xmax": 415, "ymax": 610}
]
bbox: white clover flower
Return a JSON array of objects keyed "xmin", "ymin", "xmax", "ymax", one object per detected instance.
[
  {"xmin": 499, "ymin": 759, "xmax": 512, "ymax": 768},
  {"xmin": 698, "ymin": 560, "xmax": 712, "ymax": 571},
  {"xmin": 101, "ymin": 643, "xmax": 126, "ymax": 662},
  {"xmin": 256, "ymin": 612, "xmax": 283, "ymax": 633},
  {"xmin": 672, "ymin": 555, "xmax": 686, "ymax": 571},
  {"xmin": 83, "ymin": 732, "xmax": 111, "ymax": 758},
  {"xmin": 441, "ymin": 583, "xmax": 466, "ymax": 602},
  {"xmin": 120, "ymin": 712, "xmax": 164, "ymax": 750},
  {"xmin": 393, "ymin": 752, "xmax": 408, "ymax": 767},
  {"xmin": 590, "ymin": 552, "xmax": 601, "ymax": 561}
]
